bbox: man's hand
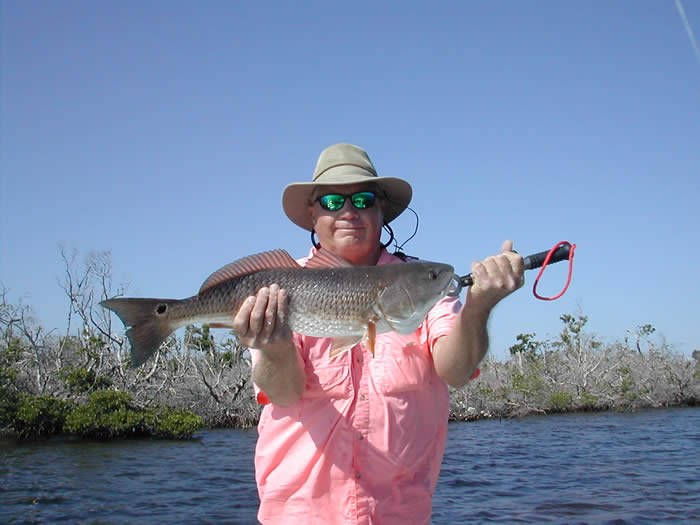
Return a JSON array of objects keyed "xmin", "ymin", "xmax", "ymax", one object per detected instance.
[
  {"xmin": 467, "ymin": 240, "xmax": 525, "ymax": 315},
  {"xmin": 233, "ymin": 283, "xmax": 294, "ymax": 354},
  {"xmin": 233, "ymin": 283, "xmax": 304, "ymax": 407},
  {"xmin": 433, "ymin": 240, "xmax": 525, "ymax": 387}
]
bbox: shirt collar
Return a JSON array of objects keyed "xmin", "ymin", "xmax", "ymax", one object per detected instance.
[{"xmin": 305, "ymin": 246, "xmax": 399, "ymax": 266}]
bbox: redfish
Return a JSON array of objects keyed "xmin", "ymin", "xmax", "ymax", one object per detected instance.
[{"xmin": 101, "ymin": 249, "xmax": 455, "ymax": 366}]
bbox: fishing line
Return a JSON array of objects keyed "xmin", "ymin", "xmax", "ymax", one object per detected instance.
[{"xmin": 676, "ymin": 0, "xmax": 700, "ymax": 66}]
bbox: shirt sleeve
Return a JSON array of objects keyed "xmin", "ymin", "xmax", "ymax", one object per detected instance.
[
  {"xmin": 424, "ymin": 295, "xmax": 462, "ymax": 351},
  {"xmin": 423, "ymin": 295, "xmax": 481, "ymax": 380}
]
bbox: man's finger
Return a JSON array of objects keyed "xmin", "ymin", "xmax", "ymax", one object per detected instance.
[
  {"xmin": 263, "ymin": 284, "xmax": 279, "ymax": 337},
  {"xmin": 233, "ymin": 296, "xmax": 256, "ymax": 337},
  {"xmin": 250, "ymin": 287, "xmax": 270, "ymax": 334},
  {"xmin": 277, "ymin": 288, "xmax": 289, "ymax": 328}
]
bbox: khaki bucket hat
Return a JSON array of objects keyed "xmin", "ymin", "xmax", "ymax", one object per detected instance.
[{"xmin": 282, "ymin": 143, "xmax": 413, "ymax": 231}]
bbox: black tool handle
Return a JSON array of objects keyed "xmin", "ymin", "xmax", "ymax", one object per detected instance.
[
  {"xmin": 522, "ymin": 243, "xmax": 571, "ymax": 271},
  {"xmin": 451, "ymin": 243, "xmax": 573, "ymax": 294}
]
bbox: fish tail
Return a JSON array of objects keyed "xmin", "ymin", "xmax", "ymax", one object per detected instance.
[{"xmin": 100, "ymin": 298, "xmax": 178, "ymax": 367}]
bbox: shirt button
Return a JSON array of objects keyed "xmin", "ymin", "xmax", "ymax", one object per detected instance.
[
  {"xmin": 360, "ymin": 394, "xmax": 366, "ymax": 401},
  {"xmin": 358, "ymin": 433, "xmax": 364, "ymax": 440},
  {"xmin": 356, "ymin": 472, "xmax": 362, "ymax": 479},
  {"xmin": 356, "ymin": 356, "xmax": 362, "ymax": 363}
]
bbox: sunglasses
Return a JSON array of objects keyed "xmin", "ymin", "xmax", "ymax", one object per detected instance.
[{"xmin": 316, "ymin": 191, "xmax": 377, "ymax": 212}]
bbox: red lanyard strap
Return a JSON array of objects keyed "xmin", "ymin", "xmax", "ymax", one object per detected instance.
[{"xmin": 529, "ymin": 241, "xmax": 577, "ymax": 300}]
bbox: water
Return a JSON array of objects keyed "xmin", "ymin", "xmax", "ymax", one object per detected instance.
[{"xmin": 1, "ymin": 408, "xmax": 698, "ymax": 524}]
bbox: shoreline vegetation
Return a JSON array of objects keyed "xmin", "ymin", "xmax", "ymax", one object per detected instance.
[{"xmin": 2, "ymin": 251, "xmax": 698, "ymax": 440}]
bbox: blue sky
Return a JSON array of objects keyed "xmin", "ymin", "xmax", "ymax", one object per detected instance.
[{"xmin": 2, "ymin": 1, "xmax": 698, "ymax": 360}]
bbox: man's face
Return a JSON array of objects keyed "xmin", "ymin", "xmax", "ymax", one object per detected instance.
[{"xmin": 308, "ymin": 183, "xmax": 385, "ymax": 265}]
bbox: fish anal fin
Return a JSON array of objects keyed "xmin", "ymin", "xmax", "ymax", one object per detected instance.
[
  {"xmin": 328, "ymin": 336, "xmax": 363, "ymax": 359},
  {"xmin": 305, "ymin": 249, "xmax": 354, "ymax": 269},
  {"xmin": 199, "ymin": 249, "xmax": 300, "ymax": 294}
]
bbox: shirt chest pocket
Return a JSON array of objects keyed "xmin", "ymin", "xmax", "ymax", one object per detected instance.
[
  {"xmin": 302, "ymin": 363, "xmax": 352, "ymax": 399},
  {"xmin": 371, "ymin": 332, "xmax": 434, "ymax": 395}
]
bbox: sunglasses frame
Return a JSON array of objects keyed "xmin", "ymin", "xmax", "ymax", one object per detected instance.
[{"xmin": 316, "ymin": 191, "xmax": 377, "ymax": 212}]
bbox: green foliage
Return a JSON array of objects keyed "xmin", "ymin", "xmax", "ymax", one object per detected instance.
[
  {"xmin": 578, "ymin": 391, "xmax": 601, "ymax": 409},
  {"xmin": 547, "ymin": 390, "xmax": 573, "ymax": 412},
  {"xmin": 64, "ymin": 390, "xmax": 203, "ymax": 439},
  {"xmin": 509, "ymin": 333, "xmax": 544, "ymax": 360},
  {"xmin": 12, "ymin": 395, "xmax": 74, "ymax": 439},
  {"xmin": 558, "ymin": 313, "xmax": 601, "ymax": 352},
  {"xmin": 65, "ymin": 390, "xmax": 145, "ymax": 438},
  {"xmin": 618, "ymin": 367, "xmax": 634, "ymax": 394},
  {"xmin": 559, "ymin": 314, "xmax": 588, "ymax": 343},
  {"xmin": 627, "ymin": 324, "xmax": 657, "ymax": 354},
  {"xmin": 220, "ymin": 350, "xmax": 236, "ymax": 367},
  {"xmin": 0, "ymin": 338, "xmax": 23, "ymax": 427},
  {"xmin": 152, "ymin": 406, "xmax": 204, "ymax": 438},
  {"xmin": 81, "ymin": 335, "xmax": 108, "ymax": 360},
  {"xmin": 0, "ymin": 390, "xmax": 19, "ymax": 428},
  {"xmin": 511, "ymin": 366, "xmax": 546, "ymax": 396},
  {"xmin": 1, "ymin": 336, "xmax": 22, "ymax": 383},
  {"xmin": 638, "ymin": 324, "xmax": 656, "ymax": 337},
  {"xmin": 185, "ymin": 324, "xmax": 215, "ymax": 353},
  {"xmin": 61, "ymin": 367, "xmax": 113, "ymax": 394}
]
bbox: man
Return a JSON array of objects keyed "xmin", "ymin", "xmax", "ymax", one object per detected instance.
[{"xmin": 233, "ymin": 143, "xmax": 524, "ymax": 524}]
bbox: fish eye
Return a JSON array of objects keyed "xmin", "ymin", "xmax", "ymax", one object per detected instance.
[{"xmin": 427, "ymin": 270, "xmax": 437, "ymax": 280}]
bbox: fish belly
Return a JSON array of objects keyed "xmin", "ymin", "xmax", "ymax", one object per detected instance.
[{"xmin": 287, "ymin": 309, "xmax": 368, "ymax": 338}]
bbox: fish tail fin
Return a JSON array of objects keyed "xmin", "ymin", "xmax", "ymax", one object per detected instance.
[{"xmin": 100, "ymin": 298, "xmax": 178, "ymax": 367}]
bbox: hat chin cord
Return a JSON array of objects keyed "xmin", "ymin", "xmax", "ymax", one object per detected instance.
[{"xmin": 310, "ymin": 224, "xmax": 395, "ymax": 251}]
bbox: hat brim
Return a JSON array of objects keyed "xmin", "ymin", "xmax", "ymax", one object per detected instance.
[{"xmin": 282, "ymin": 176, "xmax": 413, "ymax": 231}]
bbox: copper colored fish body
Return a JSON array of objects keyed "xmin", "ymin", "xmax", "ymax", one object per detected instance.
[{"xmin": 100, "ymin": 249, "xmax": 455, "ymax": 366}]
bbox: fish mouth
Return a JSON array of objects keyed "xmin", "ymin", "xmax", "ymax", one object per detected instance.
[{"xmin": 445, "ymin": 276, "xmax": 461, "ymax": 297}]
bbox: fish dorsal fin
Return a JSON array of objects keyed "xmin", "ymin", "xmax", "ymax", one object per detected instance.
[
  {"xmin": 304, "ymin": 248, "xmax": 354, "ymax": 269},
  {"xmin": 199, "ymin": 249, "xmax": 300, "ymax": 294}
]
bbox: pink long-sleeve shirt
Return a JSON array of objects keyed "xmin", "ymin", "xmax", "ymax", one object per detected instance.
[{"xmin": 251, "ymin": 249, "xmax": 462, "ymax": 524}]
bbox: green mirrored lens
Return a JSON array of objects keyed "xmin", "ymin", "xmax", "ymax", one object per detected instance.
[
  {"xmin": 351, "ymin": 192, "xmax": 375, "ymax": 209},
  {"xmin": 319, "ymin": 194, "xmax": 345, "ymax": 211}
]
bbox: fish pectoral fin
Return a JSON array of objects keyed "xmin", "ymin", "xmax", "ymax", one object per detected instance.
[
  {"xmin": 375, "ymin": 302, "xmax": 399, "ymax": 332},
  {"xmin": 328, "ymin": 336, "xmax": 363, "ymax": 359},
  {"xmin": 375, "ymin": 301, "xmax": 421, "ymax": 335}
]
